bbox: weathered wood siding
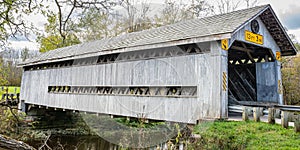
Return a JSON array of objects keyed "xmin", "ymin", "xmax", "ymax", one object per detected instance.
[
  {"xmin": 20, "ymin": 16, "xmax": 285, "ymax": 123},
  {"xmin": 231, "ymin": 17, "xmax": 282, "ymax": 104},
  {"xmin": 231, "ymin": 18, "xmax": 281, "ymax": 53},
  {"xmin": 256, "ymin": 62, "xmax": 277, "ymax": 102},
  {"xmin": 21, "ymin": 42, "xmax": 225, "ymax": 124}
]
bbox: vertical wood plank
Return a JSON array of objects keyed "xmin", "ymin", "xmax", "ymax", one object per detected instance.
[
  {"xmin": 179, "ymin": 141, "xmax": 184, "ymax": 150},
  {"xmin": 268, "ymin": 108, "xmax": 275, "ymax": 124},
  {"xmin": 294, "ymin": 115, "xmax": 300, "ymax": 133},
  {"xmin": 274, "ymin": 109, "xmax": 281, "ymax": 118},
  {"xmin": 242, "ymin": 106, "xmax": 249, "ymax": 121},
  {"xmin": 20, "ymin": 44, "xmax": 222, "ymax": 123},
  {"xmin": 281, "ymin": 111, "xmax": 289, "ymax": 128}
]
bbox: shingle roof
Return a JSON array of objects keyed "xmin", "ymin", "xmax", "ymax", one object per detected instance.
[{"xmin": 19, "ymin": 4, "xmax": 297, "ymax": 66}]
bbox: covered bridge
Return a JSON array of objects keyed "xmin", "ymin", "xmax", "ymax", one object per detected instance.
[{"xmin": 19, "ymin": 5, "xmax": 297, "ymax": 124}]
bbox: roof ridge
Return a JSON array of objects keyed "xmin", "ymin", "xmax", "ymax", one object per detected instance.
[
  {"xmin": 82, "ymin": 4, "xmax": 270, "ymax": 45},
  {"xmin": 204, "ymin": 4, "xmax": 269, "ymax": 19}
]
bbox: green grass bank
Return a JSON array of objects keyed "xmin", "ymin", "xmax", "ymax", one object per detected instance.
[
  {"xmin": 0, "ymin": 86, "xmax": 20, "ymax": 97},
  {"xmin": 191, "ymin": 121, "xmax": 300, "ymax": 149}
]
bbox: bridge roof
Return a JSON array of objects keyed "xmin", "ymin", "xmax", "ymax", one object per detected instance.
[{"xmin": 19, "ymin": 4, "xmax": 297, "ymax": 67}]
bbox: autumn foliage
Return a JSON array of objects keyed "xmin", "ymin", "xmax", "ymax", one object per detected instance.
[{"xmin": 282, "ymin": 54, "xmax": 300, "ymax": 105}]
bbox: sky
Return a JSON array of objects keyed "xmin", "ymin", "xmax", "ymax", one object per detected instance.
[
  {"xmin": 6, "ymin": 0, "xmax": 300, "ymax": 51},
  {"xmin": 260, "ymin": 0, "xmax": 300, "ymax": 42}
]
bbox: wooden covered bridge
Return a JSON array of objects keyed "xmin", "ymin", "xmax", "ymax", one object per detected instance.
[{"xmin": 18, "ymin": 5, "xmax": 297, "ymax": 124}]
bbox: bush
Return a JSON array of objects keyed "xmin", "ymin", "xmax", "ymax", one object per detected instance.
[{"xmin": 282, "ymin": 54, "xmax": 300, "ymax": 105}]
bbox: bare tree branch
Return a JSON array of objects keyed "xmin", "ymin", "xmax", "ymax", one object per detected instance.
[
  {"xmin": 50, "ymin": 0, "xmax": 119, "ymax": 44},
  {"xmin": 38, "ymin": 133, "xmax": 52, "ymax": 150},
  {"xmin": 54, "ymin": 0, "xmax": 65, "ymax": 43},
  {"xmin": 0, "ymin": 102, "xmax": 20, "ymax": 122}
]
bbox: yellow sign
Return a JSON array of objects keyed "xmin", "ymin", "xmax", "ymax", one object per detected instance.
[
  {"xmin": 276, "ymin": 51, "xmax": 281, "ymax": 61},
  {"xmin": 221, "ymin": 39, "xmax": 229, "ymax": 50},
  {"xmin": 222, "ymin": 72, "xmax": 227, "ymax": 91},
  {"xmin": 245, "ymin": 30, "xmax": 263, "ymax": 45}
]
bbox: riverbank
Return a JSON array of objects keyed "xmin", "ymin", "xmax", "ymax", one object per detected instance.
[
  {"xmin": 1, "ymin": 116, "xmax": 300, "ymax": 149},
  {"xmin": 24, "ymin": 120, "xmax": 300, "ymax": 149}
]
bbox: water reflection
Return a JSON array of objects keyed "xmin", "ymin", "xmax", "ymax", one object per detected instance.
[
  {"xmin": 25, "ymin": 112, "xmax": 187, "ymax": 149},
  {"xmin": 81, "ymin": 114, "xmax": 181, "ymax": 148}
]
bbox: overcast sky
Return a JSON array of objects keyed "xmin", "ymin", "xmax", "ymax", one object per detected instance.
[{"xmin": 7, "ymin": 0, "xmax": 300, "ymax": 51}]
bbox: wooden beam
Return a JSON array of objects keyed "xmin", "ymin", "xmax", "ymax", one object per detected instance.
[
  {"xmin": 264, "ymin": 55, "xmax": 269, "ymax": 62},
  {"xmin": 246, "ymin": 68, "xmax": 255, "ymax": 81},
  {"xmin": 247, "ymin": 51, "xmax": 255, "ymax": 63},
  {"xmin": 295, "ymin": 115, "xmax": 300, "ymax": 132},
  {"xmin": 241, "ymin": 42, "xmax": 247, "ymax": 49},
  {"xmin": 231, "ymin": 46, "xmax": 252, "ymax": 53},
  {"xmin": 233, "ymin": 69, "xmax": 254, "ymax": 101},
  {"xmin": 242, "ymin": 106, "xmax": 249, "ymax": 121},
  {"xmin": 268, "ymin": 108, "xmax": 275, "ymax": 124},
  {"xmin": 281, "ymin": 111, "xmax": 289, "ymax": 128},
  {"xmin": 253, "ymin": 107, "xmax": 261, "ymax": 122}
]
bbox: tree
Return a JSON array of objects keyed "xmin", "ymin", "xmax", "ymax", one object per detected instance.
[
  {"xmin": 211, "ymin": 0, "xmax": 241, "ymax": 14},
  {"xmin": 281, "ymin": 42, "xmax": 300, "ymax": 105},
  {"xmin": 153, "ymin": 0, "xmax": 214, "ymax": 27},
  {"xmin": 153, "ymin": 0, "xmax": 193, "ymax": 26},
  {"xmin": 0, "ymin": 58, "xmax": 22, "ymax": 86},
  {"xmin": 50, "ymin": 0, "xmax": 120, "ymax": 45},
  {"xmin": 76, "ymin": 9, "xmax": 116, "ymax": 42},
  {"xmin": 208, "ymin": 0, "xmax": 259, "ymax": 15},
  {"xmin": 36, "ymin": 0, "xmax": 262, "ymax": 51},
  {"xmin": 0, "ymin": 0, "xmax": 119, "ymax": 47},
  {"xmin": 5, "ymin": 61, "xmax": 22, "ymax": 86},
  {"xmin": 38, "ymin": 34, "xmax": 80, "ymax": 53},
  {"xmin": 75, "ymin": 0, "xmax": 155, "ymax": 41},
  {"xmin": 35, "ymin": 0, "xmax": 123, "ymax": 52},
  {"xmin": 37, "ymin": 14, "xmax": 81, "ymax": 53},
  {"xmin": 244, "ymin": 0, "xmax": 258, "ymax": 8},
  {"xmin": 190, "ymin": 0, "xmax": 213, "ymax": 18},
  {"xmin": 21, "ymin": 47, "xmax": 29, "ymax": 61},
  {"xmin": 295, "ymin": 43, "xmax": 300, "ymax": 50},
  {"xmin": 0, "ymin": 0, "xmax": 37, "ymax": 45},
  {"xmin": 0, "ymin": 57, "xmax": 8, "ymax": 85},
  {"xmin": 119, "ymin": 0, "xmax": 153, "ymax": 33},
  {"xmin": 282, "ymin": 53, "xmax": 300, "ymax": 105}
]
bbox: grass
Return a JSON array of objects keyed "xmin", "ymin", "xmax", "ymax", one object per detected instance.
[
  {"xmin": 0, "ymin": 86, "xmax": 20, "ymax": 99},
  {"xmin": 0, "ymin": 86, "xmax": 20, "ymax": 93},
  {"xmin": 191, "ymin": 121, "xmax": 300, "ymax": 150}
]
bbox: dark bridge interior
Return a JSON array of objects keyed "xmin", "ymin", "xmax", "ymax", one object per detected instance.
[{"xmin": 228, "ymin": 41, "xmax": 276, "ymax": 105}]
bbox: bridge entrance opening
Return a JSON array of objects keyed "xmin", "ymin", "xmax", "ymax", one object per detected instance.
[{"xmin": 227, "ymin": 41, "xmax": 277, "ymax": 106}]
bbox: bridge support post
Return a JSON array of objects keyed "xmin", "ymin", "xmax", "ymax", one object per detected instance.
[
  {"xmin": 268, "ymin": 108, "xmax": 275, "ymax": 124},
  {"xmin": 179, "ymin": 141, "xmax": 184, "ymax": 150},
  {"xmin": 126, "ymin": 117, "xmax": 130, "ymax": 122},
  {"xmin": 294, "ymin": 115, "xmax": 300, "ymax": 132},
  {"xmin": 274, "ymin": 109, "xmax": 281, "ymax": 118},
  {"xmin": 253, "ymin": 107, "xmax": 260, "ymax": 122},
  {"xmin": 242, "ymin": 106, "xmax": 249, "ymax": 121},
  {"xmin": 281, "ymin": 111, "xmax": 289, "ymax": 128},
  {"xmin": 18, "ymin": 100, "xmax": 27, "ymax": 113}
]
